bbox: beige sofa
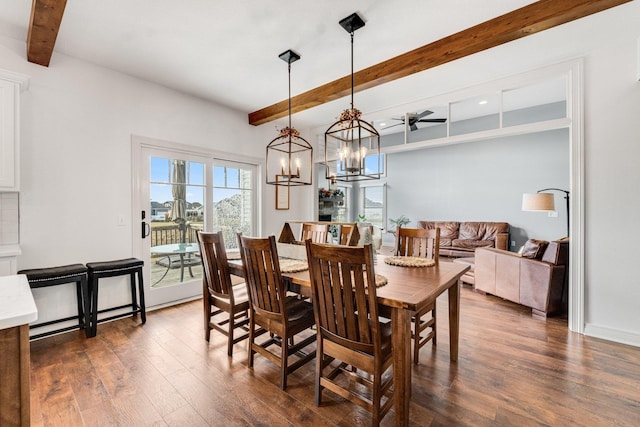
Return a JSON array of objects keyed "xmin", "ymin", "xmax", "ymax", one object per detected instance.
[{"xmin": 417, "ymin": 221, "xmax": 509, "ymax": 257}]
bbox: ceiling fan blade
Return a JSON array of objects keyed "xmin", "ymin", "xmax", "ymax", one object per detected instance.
[
  {"xmin": 418, "ymin": 118, "xmax": 447, "ymax": 123},
  {"xmin": 383, "ymin": 123, "xmax": 404, "ymax": 129},
  {"xmin": 415, "ymin": 109, "xmax": 434, "ymax": 119},
  {"xmin": 410, "ymin": 123, "xmax": 418, "ymax": 131}
]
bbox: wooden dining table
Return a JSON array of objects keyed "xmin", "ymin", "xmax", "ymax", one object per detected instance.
[{"xmin": 228, "ymin": 256, "xmax": 469, "ymax": 427}]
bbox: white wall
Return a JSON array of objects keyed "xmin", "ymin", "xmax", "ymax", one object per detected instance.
[
  {"xmin": 583, "ymin": 37, "xmax": 640, "ymax": 346},
  {"xmin": 0, "ymin": 35, "xmax": 285, "ymax": 325}
]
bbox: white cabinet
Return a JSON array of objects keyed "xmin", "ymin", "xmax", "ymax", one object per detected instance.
[
  {"xmin": 0, "ymin": 70, "xmax": 29, "ymax": 191},
  {"xmin": 0, "ymin": 245, "xmax": 20, "ymax": 276}
]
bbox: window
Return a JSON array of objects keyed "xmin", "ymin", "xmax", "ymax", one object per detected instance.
[
  {"xmin": 212, "ymin": 160, "xmax": 256, "ymax": 249},
  {"xmin": 334, "ymin": 185, "xmax": 351, "ymax": 223},
  {"xmin": 361, "ymin": 184, "xmax": 386, "ymax": 229}
]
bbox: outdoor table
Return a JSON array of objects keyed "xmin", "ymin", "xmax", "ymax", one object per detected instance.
[{"xmin": 151, "ymin": 243, "xmax": 200, "ymax": 283}]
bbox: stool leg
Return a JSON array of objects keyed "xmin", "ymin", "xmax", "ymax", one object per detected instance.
[
  {"xmin": 75, "ymin": 280, "xmax": 84, "ymax": 329},
  {"xmin": 90, "ymin": 275, "xmax": 98, "ymax": 337},
  {"xmin": 129, "ymin": 271, "xmax": 138, "ymax": 318},
  {"xmin": 137, "ymin": 267, "xmax": 146, "ymax": 324},
  {"xmin": 80, "ymin": 275, "xmax": 92, "ymax": 338}
]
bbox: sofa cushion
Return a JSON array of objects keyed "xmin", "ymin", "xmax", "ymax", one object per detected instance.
[
  {"xmin": 541, "ymin": 239, "xmax": 569, "ymax": 264},
  {"xmin": 458, "ymin": 222, "xmax": 509, "ymax": 242},
  {"xmin": 521, "ymin": 239, "xmax": 549, "ymax": 259},
  {"xmin": 417, "ymin": 221, "xmax": 459, "ymax": 247},
  {"xmin": 451, "ymin": 239, "xmax": 494, "ymax": 249}
]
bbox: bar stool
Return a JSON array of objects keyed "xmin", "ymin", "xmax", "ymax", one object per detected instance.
[
  {"xmin": 18, "ymin": 264, "xmax": 91, "ymax": 340},
  {"xmin": 86, "ymin": 258, "xmax": 145, "ymax": 337}
]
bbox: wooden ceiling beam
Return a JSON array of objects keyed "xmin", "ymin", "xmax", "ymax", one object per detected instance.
[
  {"xmin": 27, "ymin": 0, "xmax": 68, "ymax": 67},
  {"xmin": 249, "ymin": 0, "xmax": 631, "ymax": 126}
]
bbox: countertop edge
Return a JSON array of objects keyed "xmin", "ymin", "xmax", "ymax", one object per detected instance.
[{"xmin": 0, "ymin": 274, "xmax": 38, "ymax": 330}]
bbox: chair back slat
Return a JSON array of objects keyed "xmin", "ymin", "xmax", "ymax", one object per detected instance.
[
  {"xmin": 338, "ymin": 223, "xmax": 360, "ymax": 246},
  {"xmin": 395, "ymin": 227, "xmax": 440, "ymax": 262},
  {"xmin": 301, "ymin": 223, "xmax": 330, "ymax": 243},
  {"xmin": 197, "ymin": 231, "xmax": 233, "ymax": 300},
  {"xmin": 306, "ymin": 242, "xmax": 380, "ymax": 354},
  {"xmin": 238, "ymin": 234, "xmax": 286, "ymax": 317}
]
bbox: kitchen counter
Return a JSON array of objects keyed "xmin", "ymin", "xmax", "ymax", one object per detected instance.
[
  {"xmin": 0, "ymin": 274, "xmax": 37, "ymax": 329},
  {"xmin": 0, "ymin": 274, "xmax": 36, "ymax": 426}
]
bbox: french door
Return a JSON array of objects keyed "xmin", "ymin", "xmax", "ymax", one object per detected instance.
[{"xmin": 133, "ymin": 137, "xmax": 258, "ymax": 308}]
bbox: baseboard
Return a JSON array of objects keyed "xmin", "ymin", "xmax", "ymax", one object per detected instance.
[{"xmin": 584, "ymin": 323, "xmax": 640, "ymax": 348}]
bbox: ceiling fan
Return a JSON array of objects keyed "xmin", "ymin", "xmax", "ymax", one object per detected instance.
[{"xmin": 387, "ymin": 110, "xmax": 447, "ymax": 131}]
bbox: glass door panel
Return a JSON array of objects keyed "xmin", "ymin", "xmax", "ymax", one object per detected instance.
[{"xmin": 149, "ymin": 157, "xmax": 205, "ymax": 289}]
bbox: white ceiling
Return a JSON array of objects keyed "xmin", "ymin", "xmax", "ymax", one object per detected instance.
[{"xmin": 0, "ymin": 1, "xmax": 638, "ymax": 132}]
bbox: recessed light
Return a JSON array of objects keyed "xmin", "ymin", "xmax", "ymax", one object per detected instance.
[
  {"xmin": 478, "ymin": 100, "xmax": 488, "ymax": 105},
  {"xmin": 379, "ymin": 122, "xmax": 387, "ymax": 127}
]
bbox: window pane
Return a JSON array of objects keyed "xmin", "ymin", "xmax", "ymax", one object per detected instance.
[
  {"xmin": 212, "ymin": 164, "xmax": 254, "ymax": 249},
  {"xmin": 450, "ymin": 93, "xmax": 500, "ymax": 136},
  {"xmin": 503, "ymin": 77, "xmax": 567, "ymax": 127},
  {"xmin": 363, "ymin": 186, "xmax": 384, "ymax": 229}
]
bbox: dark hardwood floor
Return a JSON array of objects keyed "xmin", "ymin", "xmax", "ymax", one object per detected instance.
[{"xmin": 29, "ymin": 285, "xmax": 640, "ymax": 426}]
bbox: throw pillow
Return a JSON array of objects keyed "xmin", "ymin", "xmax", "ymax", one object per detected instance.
[{"xmin": 520, "ymin": 239, "xmax": 549, "ymax": 259}]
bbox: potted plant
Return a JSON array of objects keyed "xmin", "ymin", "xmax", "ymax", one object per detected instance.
[{"xmin": 388, "ymin": 215, "xmax": 410, "ymax": 235}]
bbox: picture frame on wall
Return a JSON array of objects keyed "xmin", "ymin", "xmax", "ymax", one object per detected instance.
[{"xmin": 275, "ymin": 175, "xmax": 290, "ymax": 210}]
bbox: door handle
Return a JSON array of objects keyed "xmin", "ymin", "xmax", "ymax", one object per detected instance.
[{"xmin": 141, "ymin": 221, "xmax": 150, "ymax": 238}]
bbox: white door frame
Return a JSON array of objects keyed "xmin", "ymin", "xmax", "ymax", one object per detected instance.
[{"xmin": 131, "ymin": 134, "xmax": 262, "ymax": 309}]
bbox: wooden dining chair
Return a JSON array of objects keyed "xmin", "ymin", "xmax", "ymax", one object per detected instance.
[
  {"xmin": 338, "ymin": 223, "xmax": 360, "ymax": 246},
  {"xmin": 305, "ymin": 241, "xmax": 394, "ymax": 426},
  {"xmin": 197, "ymin": 231, "xmax": 252, "ymax": 356},
  {"xmin": 395, "ymin": 227, "xmax": 440, "ymax": 364},
  {"xmin": 237, "ymin": 233, "xmax": 316, "ymax": 390},
  {"xmin": 300, "ymin": 223, "xmax": 330, "ymax": 243}
]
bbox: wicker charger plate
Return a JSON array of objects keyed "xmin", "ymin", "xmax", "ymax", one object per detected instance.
[
  {"xmin": 279, "ymin": 258, "xmax": 309, "ymax": 273},
  {"xmin": 226, "ymin": 251, "xmax": 241, "ymax": 260},
  {"xmin": 373, "ymin": 273, "xmax": 388, "ymax": 287},
  {"xmin": 384, "ymin": 256, "xmax": 435, "ymax": 267}
]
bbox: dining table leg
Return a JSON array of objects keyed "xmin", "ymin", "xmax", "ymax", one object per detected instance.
[
  {"xmin": 448, "ymin": 280, "xmax": 460, "ymax": 362},
  {"xmin": 391, "ymin": 306, "xmax": 412, "ymax": 426}
]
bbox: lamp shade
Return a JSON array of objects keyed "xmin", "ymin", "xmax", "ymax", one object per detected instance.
[{"xmin": 522, "ymin": 193, "xmax": 555, "ymax": 211}]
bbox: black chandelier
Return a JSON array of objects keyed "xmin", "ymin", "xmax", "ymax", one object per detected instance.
[
  {"xmin": 324, "ymin": 12, "xmax": 381, "ymax": 182},
  {"xmin": 266, "ymin": 50, "xmax": 313, "ymax": 186}
]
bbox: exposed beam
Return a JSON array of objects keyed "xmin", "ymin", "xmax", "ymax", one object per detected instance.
[
  {"xmin": 27, "ymin": 0, "xmax": 68, "ymax": 67},
  {"xmin": 249, "ymin": 0, "xmax": 631, "ymax": 126}
]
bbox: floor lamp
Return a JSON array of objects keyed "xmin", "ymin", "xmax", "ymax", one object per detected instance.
[{"xmin": 522, "ymin": 188, "xmax": 570, "ymax": 237}]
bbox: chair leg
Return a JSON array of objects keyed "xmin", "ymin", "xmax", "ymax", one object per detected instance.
[
  {"xmin": 281, "ymin": 335, "xmax": 289, "ymax": 390},
  {"xmin": 432, "ymin": 303, "xmax": 437, "ymax": 346},
  {"xmin": 204, "ymin": 297, "xmax": 212, "ymax": 342},
  {"xmin": 372, "ymin": 370, "xmax": 382, "ymax": 427},
  {"xmin": 315, "ymin": 338, "xmax": 323, "ymax": 406},
  {"xmin": 248, "ymin": 312, "xmax": 255, "ymax": 368},
  {"xmin": 413, "ymin": 312, "xmax": 421, "ymax": 365},
  {"xmin": 227, "ymin": 309, "xmax": 235, "ymax": 357}
]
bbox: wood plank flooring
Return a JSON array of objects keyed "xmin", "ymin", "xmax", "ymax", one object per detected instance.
[{"xmin": 29, "ymin": 285, "xmax": 640, "ymax": 426}]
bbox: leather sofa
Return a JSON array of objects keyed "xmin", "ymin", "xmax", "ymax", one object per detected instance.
[
  {"xmin": 474, "ymin": 239, "xmax": 569, "ymax": 317},
  {"xmin": 417, "ymin": 221, "xmax": 509, "ymax": 257}
]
